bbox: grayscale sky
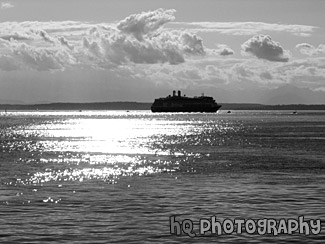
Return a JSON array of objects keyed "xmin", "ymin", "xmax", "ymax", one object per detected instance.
[{"xmin": 0, "ymin": 0, "xmax": 324, "ymax": 104}]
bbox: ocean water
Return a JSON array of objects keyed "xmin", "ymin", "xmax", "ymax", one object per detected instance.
[{"xmin": 0, "ymin": 110, "xmax": 324, "ymax": 243}]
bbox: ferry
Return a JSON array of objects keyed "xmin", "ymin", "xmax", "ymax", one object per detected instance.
[{"xmin": 151, "ymin": 90, "xmax": 221, "ymax": 113}]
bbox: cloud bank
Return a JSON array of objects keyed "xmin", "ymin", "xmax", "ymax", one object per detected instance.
[
  {"xmin": 0, "ymin": 9, "xmax": 215, "ymax": 70},
  {"xmin": 241, "ymin": 35, "xmax": 290, "ymax": 62},
  {"xmin": 170, "ymin": 22, "xmax": 316, "ymax": 37},
  {"xmin": 1, "ymin": 9, "xmax": 325, "ymax": 104}
]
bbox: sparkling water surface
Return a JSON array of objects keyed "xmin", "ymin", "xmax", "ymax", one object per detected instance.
[{"xmin": 1, "ymin": 110, "xmax": 325, "ymax": 243}]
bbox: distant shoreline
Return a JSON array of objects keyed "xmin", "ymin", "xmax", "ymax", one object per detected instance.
[{"xmin": 0, "ymin": 102, "xmax": 325, "ymax": 111}]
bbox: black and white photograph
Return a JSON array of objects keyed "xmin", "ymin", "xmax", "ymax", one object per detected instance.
[{"xmin": 0, "ymin": 0, "xmax": 324, "ymax": 243}]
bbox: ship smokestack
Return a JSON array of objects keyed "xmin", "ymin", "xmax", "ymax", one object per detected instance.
[
  {"xmin": 178, "ymin": 90, "xmax": 181, "ymax": 97},
  {"xmin": 173, "ymin": 90, "xmax": 176, "ymax": 96}
]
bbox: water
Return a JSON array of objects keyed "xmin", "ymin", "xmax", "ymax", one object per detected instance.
[{"xmin": 0, "ymin": 110, "xmax": 324, "ymax": 243}]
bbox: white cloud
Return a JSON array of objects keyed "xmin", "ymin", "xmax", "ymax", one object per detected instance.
[
  {"xmin": 241, "ymin": 35, "xmax": 290, "ymax": 62},
  {"xmin": 180, "ymin": 32, "xmax": 205, "ymax": 55},
  {"xmin": 296, "ymin": 43, "xmax": 325, "ymax": 56},
  {"xmin": 117, "ymin": 8, "xmax": 176, "ymax": 41},
  {"xmin": 81, "ymin": 30, "xmax": 187, "ymax": 66},
  {"xmin": 214, "ymin": 44, "xmax": 234, "ymax": 56},
  {"xmin": 1, "ymin": 2, "xmax": 14, "ymax": 9}
]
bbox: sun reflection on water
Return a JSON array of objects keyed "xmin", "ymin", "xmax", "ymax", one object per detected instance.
[
  {"xmin": 26, "ymin": 116, "xmax": 199, "ymax": 154},
  {"xmin": 2, "ymin": 111, "xmax": 242, "ymax": 188}
]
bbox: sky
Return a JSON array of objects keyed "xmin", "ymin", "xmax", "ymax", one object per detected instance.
[{"xmin": 0, "ymin": 0, "xmax": 325, "ymax": 104}]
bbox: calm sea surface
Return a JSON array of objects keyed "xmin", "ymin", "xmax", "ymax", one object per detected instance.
[{"xmin": 0, "ymin": 110, "xmax": 324, "ymax": 243}]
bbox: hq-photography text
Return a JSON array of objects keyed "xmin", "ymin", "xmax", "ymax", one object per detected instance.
[{"xmin": 170, "ymin": 216, "xmax": 321, "ymax": 237}]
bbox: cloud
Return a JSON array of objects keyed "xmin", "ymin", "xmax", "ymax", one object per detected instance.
[
  {"xmin": 149, "ymin": 56, "xmax": 325, "ymax": 91},
  {"xmin": 170, "ymin": 22, "xmax": 316, "ymax": 37},
  {"xmin": 0, "ymin": 25, "xmax": 79, "ymax": 71},
  {"xmin": 1, "ymin": 2, "xmax": 14, "ymax": 9},
  {"xmin": 214, "ymin": 44, "xmax": 234, "ymax": 56},
  {"xmin": 82, "ymin": 30, "xmax": 186, "ymax": 65},
  {"xmin": 37, "ymin": 30, "xmax": 74, "ymax": 50},
  {"xmin": 81, "ymin": 29, "xmax": 208, "ymax": 66},
  {"xmin": 220, "ymin": 48, "xmax": 234, "ymax": 56},
  {"xmin": 277, "ymin": 58, "xmax": 325, "ymax": 87},
  {"xmin": 0, "ymin": 21, "xmax": 98, "ymax": 43},
  {"xmin": 180, "ymin": 33, "xmax": 205, "ymax": 55},
  {"xmin": 117, "ymin": 8, "xmax": 176, "ymax": 41},
  {"xmin": 296, "ymin": 43, "xmax": 325, "ymax": 56},
  {"xmin": 241, "ymin": 35, "xmax": 290, "ymax": 62},
  {"xmin": 0, "ymin": 9, "xmax": 213, "ymax": 70},
  {"xmin": 1, "ymin": 42, "xmax": 77, "ymax": 71}
]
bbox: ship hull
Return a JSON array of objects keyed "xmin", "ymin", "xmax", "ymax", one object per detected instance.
[{"xmin": 151, "ymin": 105, "xmax": 221, "ymax": 113}]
